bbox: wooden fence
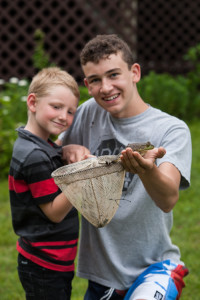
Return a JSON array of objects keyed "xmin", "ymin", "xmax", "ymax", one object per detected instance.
[{"xmin": 0, "ymin": 0, "xmax": 200, "ymax": 83}]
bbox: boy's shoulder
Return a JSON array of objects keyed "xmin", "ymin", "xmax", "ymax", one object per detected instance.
[
  {"xmin": 148, "ymin": 105, "xmax": 189, "ymax": 128},
  {"xmin": 14, "ymin": 126, "xmax": 41, "ymax": 151},
  {"xmin": 13, "ymin": 127, "xmax": 61, "ymax": 165},
  {"xmin": 12, "ymin": 132, "xmax": 44, "ymax": 167}
]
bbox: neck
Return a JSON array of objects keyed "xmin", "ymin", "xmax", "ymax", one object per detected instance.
[
  {"xmin": 133, "ymin": 94, "xmax": 149, "ymax": 115},
  {"xmin": 24, "ymin": 119, "xmax": 49, "ymax": 141}
]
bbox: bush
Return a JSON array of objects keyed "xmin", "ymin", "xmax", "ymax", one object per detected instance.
[
  {"xmin": 137, "ymin": 43, "xmax": 200, "ymax": 121},
  {"xmin": 32, "ymin": 29, "xmax": 56, "ymax": 70},
  {"xmin": 137, "ymin": 71, "xmax": 189, "ymax": 119},
  {"xmin": 183, "ymin": 43, "xmax": 200, "ymax": 119},
  {"xmin": 0, "ymin": 78, "xmax": 29, "ymax": 178},
  {"xmin": 79, "ymin": 85, "xmax": 90, "ymax": 105}
]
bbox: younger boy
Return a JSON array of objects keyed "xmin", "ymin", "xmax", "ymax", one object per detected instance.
[{"xmin": 9, "ymin": 67, "xmax": 80, "ymax": 300}]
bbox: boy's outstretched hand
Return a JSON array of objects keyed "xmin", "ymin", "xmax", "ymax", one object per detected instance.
[{"xmin": 120, "ymin": 147, "xmax": 166, "ymax": 174}]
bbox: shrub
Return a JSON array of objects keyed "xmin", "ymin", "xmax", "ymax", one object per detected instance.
[
  {"xmin": 79, "ymin": 86, "xmax": 90, "ymax": 105},
  {"xmin": 183, "ymin": 43, "xmax": 200, "ymax": 119},
  {"xmin": 32, "ymin": 29, "xmax": 56, "ymax": 70},
  {"xmin": 0, "ymin": 79, "xmax": 29, "ymax": 178},
  {"xmin": 137, "ymin": 71, "xmax": 189, "ymax": 119}
]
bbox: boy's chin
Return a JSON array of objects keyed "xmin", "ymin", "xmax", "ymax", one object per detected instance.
[{"xmin": 50, "ymin": 130, "xmax": 63, "ymax": 137}]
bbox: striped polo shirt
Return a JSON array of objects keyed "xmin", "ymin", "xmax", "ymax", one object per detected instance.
[{"xmin": 9, "ymin": 127, "xmax": 79, "ymax": 272}]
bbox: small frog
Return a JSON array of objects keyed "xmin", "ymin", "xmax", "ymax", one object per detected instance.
[
  {"xmin": 126, "ymin": 141, "xmax": 154, "ymax": 157},
  {"xmin": 106, "ymin": 142, "xmax": 154, "ymax": 165}
]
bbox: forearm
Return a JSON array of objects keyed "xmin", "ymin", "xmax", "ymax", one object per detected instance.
[
  {"xmin": 120, "ymin": 147, "xmax": 180, "ymax": 212},
  {"xmin": 39, "ymin": 193, "xmax": 73, "ymax": 223},
  {"xmin": 139, "ymin": 163, "xmax": 180, "ymax": 212}
]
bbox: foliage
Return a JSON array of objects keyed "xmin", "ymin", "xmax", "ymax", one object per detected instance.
[
  {"xmin": 79, "ymin": 85, "xmax": 90, "ymax": 105},
  {"xmin": 138, "ymin": 71, "xmax": 189, "ymax": 119},
  {"xmin": 0, "ymin": 79, "xmax": 29, "ymax": 178},
  {"xmin": 0, "ymin": 121, "xmax": 200, "ymax": 299},
  {"xmin": 32, "ymin": 29, "xmax": 56, "ymax": 70},
  {"xmin": 183, "ymin": 43, "xmax": 200, "ymax": 119},
  {"xmin": 137, "ymin": 42, "xmax": 200, "ymax": 121}
]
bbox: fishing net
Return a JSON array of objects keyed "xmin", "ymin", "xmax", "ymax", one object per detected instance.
[{"xmin": 52, "ymin": 156, "xmax": 125, "ymax": 228}]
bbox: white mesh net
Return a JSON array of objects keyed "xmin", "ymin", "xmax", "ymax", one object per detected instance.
[{"xmin": 52, "ymin": 155, "xmax": 125, "ymax": 228}]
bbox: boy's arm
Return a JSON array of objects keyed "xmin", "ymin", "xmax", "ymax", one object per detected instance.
[
  {"xmin": 38, "ymin": 145, "xmax": 91, "ymax": 222},
  {"xmin": 23, "ymin": 149, "xmax": 75, "ymax": 223},
  {"xmin": 140, "ymin": 161, "xmax": 181, "ymax": 212},
  {"xmin": 39, "ymin": 193, "xmax": 73, "ymax": 223}
]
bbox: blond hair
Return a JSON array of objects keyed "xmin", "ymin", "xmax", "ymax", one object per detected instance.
[{"xmin": 28, "ymin": 67, "xmax": 80, "ymax": 99}]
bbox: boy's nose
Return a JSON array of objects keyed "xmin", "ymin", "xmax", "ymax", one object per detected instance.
[
  {"xmin": 58, "ymin": 111, "xmax": 68, "ymax": 121},
  {"xmin": 100, "ymin": 78, "xmax": 112, "ymax": 93}
]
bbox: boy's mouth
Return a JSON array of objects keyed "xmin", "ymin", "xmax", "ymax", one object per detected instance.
[
  {"xmin": 103, "ymin": 93, "xmax": 119, "ymax": 101},
  {"xmin": 53, "ymin": 121, "xmax": 67, "ymax": 128}
]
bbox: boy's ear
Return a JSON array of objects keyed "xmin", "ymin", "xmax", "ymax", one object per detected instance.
[
  {"xmin": 27, "ymin": 93, "xmax": 37, "ymax": 112},
  {"xmin": 84, "ymin": 78, "xmax": 92, "ymax": 95},
  {"xmin": 131, "ymin": 63, "xmax": 141, "ymax": 83}
]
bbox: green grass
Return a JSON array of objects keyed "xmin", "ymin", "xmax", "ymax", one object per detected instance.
[
  {"xmin": 0, "ymin": 121, "xmax": 200, "ymax": 299},
  {"xmin": 170, "ymin": 121, "xmax": 200, "ymax": 298}
]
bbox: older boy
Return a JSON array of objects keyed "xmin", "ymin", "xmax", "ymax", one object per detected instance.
[
  {"xmin": 9, "ymin": 67, "xmax": 80, "ymax": 300},
  {"xmin": 61, "ymin": 35, "xmax": 192, "ymax": 299}
]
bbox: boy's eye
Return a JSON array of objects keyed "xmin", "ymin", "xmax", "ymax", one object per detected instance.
[
  {"xmin": 68, "ymin": 109, "xmax": 76, "ymax": 115},
  {"xmin": 110, "ymin": 73, "xmax": 118, "ymax": 78},
  {"xmin": 89, "ymin": 78, "xmax": 100, "ymax": 84},
  {"xmin": 51, "ymin": 103, "xmax": 61, "ymax": 109}
]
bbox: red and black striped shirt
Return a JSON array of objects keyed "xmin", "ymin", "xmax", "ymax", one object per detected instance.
[{"xmin": 9, "ymin": 127, "xmax": 79, "ymax": 272}]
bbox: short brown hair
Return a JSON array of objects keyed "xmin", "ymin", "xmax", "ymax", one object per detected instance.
[
  {"xmin": 28, "ymin": 67, "xmax": 80, "ymax": 99},
  {"xmin": 80, "ymin": 34, "xmax": 134, "ymax": 69}
]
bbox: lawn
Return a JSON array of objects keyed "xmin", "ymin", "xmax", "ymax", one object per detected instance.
[{"xmin": 0, "ymin": 121, "xmax": 199, "ymax": 299}]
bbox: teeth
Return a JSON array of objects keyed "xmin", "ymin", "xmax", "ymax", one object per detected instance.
[{"xmin": 104, "ymin": 94, "xmax": 118, "ymax": 101}]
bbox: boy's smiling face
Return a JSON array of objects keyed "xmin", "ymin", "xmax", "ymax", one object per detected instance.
[
  {"xmin": 27, "ymin": 85, "xmax": 78, "ymax": 140},
  {"xmin": 83, "ymin": 52, "xmax": 141, "ymax": 118}
]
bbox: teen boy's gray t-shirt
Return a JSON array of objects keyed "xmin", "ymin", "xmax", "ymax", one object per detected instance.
[{"xmin": 62, "ymin": 98, "xmax": 192, "ymax": 290}]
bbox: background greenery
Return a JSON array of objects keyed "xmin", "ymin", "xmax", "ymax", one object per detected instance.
[{"xmin": 0, "ymin": 37, "xmax": 200, "ymax": 298}]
